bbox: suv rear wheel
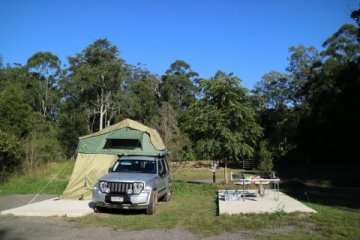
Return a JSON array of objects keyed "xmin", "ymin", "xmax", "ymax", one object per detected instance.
[{"xmin": 162, "ymin": 186, "xmax": 171, "ymax": 202}]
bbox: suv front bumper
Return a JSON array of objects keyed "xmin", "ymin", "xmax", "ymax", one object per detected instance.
[{"xmin": 92, "ymin": 187, "xmax": 151, "ymax": 210}]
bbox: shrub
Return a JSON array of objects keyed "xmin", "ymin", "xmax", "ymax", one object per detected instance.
[
  {"xmin": 0, "ymin": 130, "xmax": 23, "ymax": 181},
  {"xmin": 257, "ymin": 140, "xmax": 274, "ymax": 172}
]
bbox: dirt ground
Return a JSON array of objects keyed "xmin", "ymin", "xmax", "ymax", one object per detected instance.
[
  {"xmin": 0, "ymin": 216, "xmax": 255, "ymax": 240},
  {"xmin": 0, "ymin": 194, "xmax": 252, "ymax": 240}
]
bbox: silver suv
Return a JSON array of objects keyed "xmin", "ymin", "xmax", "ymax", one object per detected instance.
[{"xmin": 92, "ymin": 155, "xmax": 171, "ymax": 215}]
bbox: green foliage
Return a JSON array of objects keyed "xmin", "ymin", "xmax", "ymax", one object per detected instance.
[
  {"xmin": 1, "ymin": 9, "xmax": 359, "ymax": 175},
  {"xmin": 23, "ymin": 113, "xmax": 63, "ymax": 172},
  {"xmin": 256, "ymin": 106, "xmax": 299, "ymax": 160},
  {"xmin": 0, "ymin": 83, "xmax": 32, "ymax": 137},
  {"xmin": 322, "ymin": 24, "xmax": 359, "ymax": 63},
  {"xmin": 183, "ymin": 71, "xmax": 263, "ymax": 163},
  {"xmin": 290, "ymin": 13, "xmax": 360, "ymax": 163},
  {"xmin": 123, "ymin": 73, "xmax": 161, "ymax": 123},
  {"xmin": 58, "ymin": 106, "xmax": 88, "ymax": 158},
  {"xmin": 160, "ymin": 60, "xmax": 198, "ymax": 112},
  {"xmin": 257, "ymin": 141, "xmax": 274, "ymax": 172},
  {"xmin": 286, "ymin": 45, "xmax": 320, "ymax": 105},
  {"xmin": 254, "ymin": 71, "xmax": 291, "ymax": 108},
  {"xmin": 0, "ymin": 130, "xmax": 23, "ymax": 181},
  {"xmin": 26, "ymin": 51, "xmax": 62, "ymax": 118},
  {"xmin": 150, "ymin": 102, "xmax": 193, "ymax": 161},
  {"xmin": 65, "ymin": 38, "xmax": 126, "ymax": 132},
  {"xmin": 253, "ymin": 10, "xmax": 360, "ymax": 164}
]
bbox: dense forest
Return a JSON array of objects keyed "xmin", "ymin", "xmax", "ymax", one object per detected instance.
[{"xmin": 0, "ymin": 9, "xmax": 359, "ymax": 181}]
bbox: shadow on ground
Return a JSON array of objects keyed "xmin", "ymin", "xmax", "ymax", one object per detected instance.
[
  {"xmin": 281, "ymin": 181, "xmax": 360, "ymax": 209},
  {"xmin": 89, "ymin": 201, "xmax": 146, "ymax": 215},
  {"xmin": 274, "ymin": 164, "xmax": 360, "ymax": 209}
]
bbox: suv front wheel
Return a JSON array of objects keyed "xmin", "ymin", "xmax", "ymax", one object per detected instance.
[{"xmin": 146, "ymin": 191, "xmax": 157, "ymax": 215}]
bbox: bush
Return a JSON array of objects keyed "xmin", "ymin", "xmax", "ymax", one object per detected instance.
[
  {"xmin": 0, "ymin": 130, "xmax": 23, "ymax": 181},
  {"xmin": 23, "ymin": 113, "xmax": 63, "ymax": 172},
  {"xmin": 257, "ymin": 140, "xmax": 274, "ymax": 172}
]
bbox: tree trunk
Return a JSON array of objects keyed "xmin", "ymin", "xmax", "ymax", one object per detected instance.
[
  {"xmin": 99, "ymin": 103, "xmax": 103, "ymax": 131},
  {"xmin": 99, "ymin": 76, "xmax": 105, "ymax": 130},
  {"xmin": 224, "ymin": 161, "xmax": 228, "ymax": 184}
]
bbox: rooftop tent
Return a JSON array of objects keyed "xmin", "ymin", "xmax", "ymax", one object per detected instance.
[{"xmin": 62, "ymin": 118, "xmax": 166, "ymax": 200}]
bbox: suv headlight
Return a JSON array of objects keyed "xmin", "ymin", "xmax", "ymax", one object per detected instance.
[
  {"xmin": 99, "ymin": 181, "xmax": 110, "ymax": 193},
  {"xmin": 133, "ymin": 182, "xmax": 144, "ymax": 194}
]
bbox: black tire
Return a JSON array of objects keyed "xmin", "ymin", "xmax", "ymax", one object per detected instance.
[
  {"xmin": 146, "ymin": 191, "xmax": 156, "ymax": 215},
  {"xmin": 94, "ymin": 206, "xmax": 104, "ymax": 213}
]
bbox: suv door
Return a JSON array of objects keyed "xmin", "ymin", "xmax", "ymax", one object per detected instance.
[
  {"xmin": 161, "ymin": 158, "xmax": 170, "ymax": 185},
  {"xmin": 156, "ymin": 158, "xmax": 167, "ymax": 197}
]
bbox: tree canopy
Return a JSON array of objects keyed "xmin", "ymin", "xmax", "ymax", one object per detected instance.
[{"xmin": 0, "ymin": 8, "xmax": 359, "ymax": 180}]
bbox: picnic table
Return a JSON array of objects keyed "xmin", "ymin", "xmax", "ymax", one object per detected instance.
[{"xmin": 230, "ymin": 172, "xmax": 280, "ymax": 201}]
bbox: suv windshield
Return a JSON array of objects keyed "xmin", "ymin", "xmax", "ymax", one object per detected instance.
[{"xmin": 112, "ymin": 159, "xmax": 156, "ymax": 174}]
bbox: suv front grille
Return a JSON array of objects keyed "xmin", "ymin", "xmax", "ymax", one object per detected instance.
[{"xmin": 108, "ymin": 182, "xmax": 133, "ymax": 193}]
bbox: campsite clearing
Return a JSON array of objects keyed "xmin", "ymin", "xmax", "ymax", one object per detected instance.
[{"xmin": 1, "ymin": 161, "xmax": 359, "ymax": 239}]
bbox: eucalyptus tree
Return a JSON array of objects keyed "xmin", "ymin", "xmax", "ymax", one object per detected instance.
[
  {"xmin": 286, "ymin": 45, "xmax": 321, "ymax": 105},
  {"xmin": 118, "ymin": 64, "xmax": 161, "ymax": 124},
  {"xmin": 26, "ymin": 52, "xmax": 62, "ymax": 119},
  {"xmin": 253, "ymin": 71, "xmax": 297, "ymax": 159},
  {"xmin": 183, "ymin": 71, "xmax": 263, "ymax": 183},
  {"xmin": 295, "ymin": 10, "xmax": 360, "ymax": 164},
  {"xmin": 321, "ymin": 24, "xmax": 359, "ymax": 64},
  {"xmin": 253, "ymin": 71, "xmax": 291, "ymax": 109},
  {"xmin": 160, "ymin": 60, "xmax": 198, "ymax": 112},
  {"xmin": 66, "ymin": 39, "xmax": 126, "ymax": 131}
]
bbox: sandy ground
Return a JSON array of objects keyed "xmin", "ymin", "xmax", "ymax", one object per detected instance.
[{"xmin": 0, "ymin": 194, "xmax": 254, "ymax": 240}]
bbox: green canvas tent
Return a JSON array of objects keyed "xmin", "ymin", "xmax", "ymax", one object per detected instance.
[{"xmin": 62, "ymin": 118, "xmax": 166, "ymax": 200}]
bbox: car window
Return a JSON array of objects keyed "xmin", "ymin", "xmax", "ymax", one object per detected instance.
[{"xmin": 112, "ymin": 159, "xmax": 156, "ymax": 174}]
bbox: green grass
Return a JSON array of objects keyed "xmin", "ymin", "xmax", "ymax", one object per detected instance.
[
  {"xmin": 69, "ymin": 180, "xmax": 360, "ymax": 239},
  {"xmin": 0, "ymin": 160, "xmax": 74, "ymax": 195},
  {"xmin": 1, "ymin": 161, "xmax": 359, "ymax": 239},
  {"xmin": 172, "ymin": 167, "xmax": 224, "ymax": 181}
]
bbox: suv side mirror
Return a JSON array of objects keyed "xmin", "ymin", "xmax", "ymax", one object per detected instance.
[{"xmin": 108, "ymin": 167, "xmax": 112, "ymax": 173}]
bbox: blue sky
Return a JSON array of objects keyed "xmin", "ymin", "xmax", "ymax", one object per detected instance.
[{"xmin": 0, "ymin": 0, "xmax": 358, "ymax": 89}]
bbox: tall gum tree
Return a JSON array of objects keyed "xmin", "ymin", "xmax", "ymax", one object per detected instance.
[
  {"xmin": 26, "ymin": 52, "xmax": 61, "ymax": 118},
  {"xmin": 160, "ymin": 60, "xmax": 198, "ymax": 112},
  {"xmin": 66, "ymin": 39, "xmax": 126, "ymax": 131}
]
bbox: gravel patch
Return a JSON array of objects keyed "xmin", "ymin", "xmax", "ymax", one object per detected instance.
[{"xmin": 0, "ymin": 215, "xmax": 254, "ymax": 240}]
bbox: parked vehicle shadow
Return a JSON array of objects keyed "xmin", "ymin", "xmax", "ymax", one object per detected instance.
[{"xmin": 88, "ymin": 201, "xmax": 145, "ymax": 215}]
